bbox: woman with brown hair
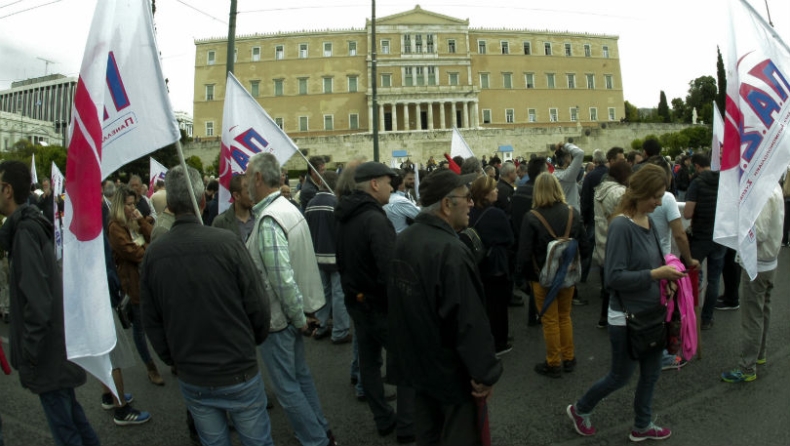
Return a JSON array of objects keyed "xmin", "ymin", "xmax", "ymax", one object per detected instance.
[
  {"xmin": 469, "ymin": 175, "xmax": 514, "ymax": 356},
  {"xmin": 107, "ymin": 185, "xmax": 164, "ymax": 386},
  {"xmin": 518, "ymin": 173, "xmax": 589, "ymax": 377}
]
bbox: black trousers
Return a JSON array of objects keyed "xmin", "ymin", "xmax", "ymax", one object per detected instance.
[
  {"xmin": 414, "ymin": 391, "xmax": 482, "ymax": 446},
  {"xmin": 721, "ymin": 248, "xmax": 741, "ymax": 305},
  {"xmin": 482, "ymin": 275, "xmax": 511, "ymax": 350}
]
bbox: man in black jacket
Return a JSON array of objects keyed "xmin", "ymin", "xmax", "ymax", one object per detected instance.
[
  {"xmin": 140, "ymin": 166, "xmax": 274, "ymax": 446},
  {"xmin": 0, "ymin": 160, "xmax": 100, "ymax": 445},
  {"xmin": 335, "ymin": 162, "xmax": 414, "ymax": 443},
  {"xmin": 389, "ymin": 169, "xmax": 502, "ymax": 444}
]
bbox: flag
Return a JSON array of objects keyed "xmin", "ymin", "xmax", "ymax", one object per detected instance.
[
  {"xmin": 30, "ymin": 154, "xmax": 38, "ymax": 185},
  {"xmin": 711, "ymin": 102, "xmax": 724, "ymax": 172},
  {"xmin": 148, "ymin": 157, "xmax": 168, "ymax": 198},
  {"xmin": 63, "ymin": 0, "xmax": 180, "ymax": 397},
  {"xmin": 413, "ymin": 164, "xmax": 421, "ymax": 201},
  {"xmin": 451, "ymin": 127, "xmax": 474, "ymax": 159},
  {"xmin": 219, "ymin": 72, "xmax": 299, "ymax": 213},
  {"xmin": 51, "ymin": 162, "xmax": 64, "ymax": 261},
  {"xmin": 390, "ymin": 158, "xmax": 397, "ymax": 168},
  {"xmin": 714, "ymin": 0, "xmax": 790, "ymax": 280}
]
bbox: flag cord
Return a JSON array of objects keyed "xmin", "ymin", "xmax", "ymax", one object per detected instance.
[{"xmin": 175, "ymin": 140, "xmax": 203, "ymax": 222}]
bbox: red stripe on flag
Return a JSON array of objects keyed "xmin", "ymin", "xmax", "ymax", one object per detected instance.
[{"xmin": 722, "ymin": 95, "xmax": 743, "ymax": 171}]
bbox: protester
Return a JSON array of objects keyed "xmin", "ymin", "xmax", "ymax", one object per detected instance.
[
  {"xmin": 0, "ymin": 160, "xmax": 100, "ymax": 445},
  {"xmin": 389, "ymin": 168, "xmax": 502, "ymax": 445},
  {"xmin": 141, "ymin": 166, "xmax": 275, "ymax": 446},
  {"xmin": 383, "ymin": 169, "xmax": 421, "ymax": 234},
  {"xmin": 202, "ymin": 180, "xmax": 219, "ymax": 226},
  {"xmin": 519, "ymin": 173, "xmax": 589, "ymax": 378},
  {"xmin": 301, "ymin": 155, "xmax": 326, "ymax": 211},
  {"xmin": 212, "ymin": 174, "xmax": 255, "ymax": 243},
  {"xmin": 494, "ymin": 162, "xmax": 516, "ymax": 215},
  {"xmin": 567, "ymin": 164, "xmax": 685, "ymax": 441},
  {"xmin": 107, "ymin": 185, "xmax": 165, "ymax": 386},
  {"xmin": 150, "ymin": 179, "xmax": 167, "ymax": 215},
  {"xmin": 129, "ymin": 174, "xmax": 157, "ymax": 220}
]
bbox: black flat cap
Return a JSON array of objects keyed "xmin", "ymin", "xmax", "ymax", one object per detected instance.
[{"xmin": 354, "ymin": 162, "xmax": 397, "ymax": 182}]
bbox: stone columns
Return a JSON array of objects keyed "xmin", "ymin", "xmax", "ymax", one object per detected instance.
[
  {"xmin": 403, "ymin": 103, "xmax": 410, "ymax": 131},
  {"xmin": 439, "ymin": 102, "xmax": 446, "ymax": 130},
  {"xmin": 462, "ymin": 102, "xmax": 469, "ymax": 129},
  {"xmin": 379, "ymin": 103, "xmax": 385, "ymax": 132},
  {"xmin": 427, "ymin": 102, "xmax": 434, "ymax": 130},
  {"xmin": 392, "ymin": 103, "xmax": 398, "ymax": 132},
  {"xmin": 415, "ymin": 103, "xmax": 422, "ymax": 130},
  {"xmin": 451, "ymin": 102, "xmax": 457, "ymax": 128}
]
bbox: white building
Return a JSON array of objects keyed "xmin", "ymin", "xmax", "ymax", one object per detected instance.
[
  {"xmin": 0, "ymin": 74, "xmax": 77, "ymax": 146},
  {"xmin": 0, "ymin": 111, "xmax": 60, "ymax": 151}
]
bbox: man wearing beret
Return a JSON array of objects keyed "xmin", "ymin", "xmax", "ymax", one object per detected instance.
[
  {"xmin": 388, "ymin": 169, "xmax": 503, "ymax": 445},
  {"xmin": 335, "ymin": 162, "xmax": 415, "ymax": 443}
]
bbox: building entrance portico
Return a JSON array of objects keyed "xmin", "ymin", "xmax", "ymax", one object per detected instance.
[{"xmin": 375, "ymin": 98, "xmax": 479, "ymax": 132}]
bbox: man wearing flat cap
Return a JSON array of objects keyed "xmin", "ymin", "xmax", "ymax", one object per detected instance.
[
  {"xmin": 388, "ymin": 169, "xmax": 503, "ymax": 445},
  {"xmin": 335, "ymin": 162, "xmax": 415, "ymax": 442}
]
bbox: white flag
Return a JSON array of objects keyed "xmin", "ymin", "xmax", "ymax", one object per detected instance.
[
  {"xmin": 451, "ymin": 127, "xmax": 474, "ymax": 159},
  {"xmin": 219, "ymin": 72, "xmax": 299, "ymax": 213},
  {"xmin": 63, "ymin": 0, "xmax": 180, "ymax": 396},
  {"xmin": 148, "ymin": 157, "xmax": 168, "ymax": 198},
  {"xmin": 711, "ymin": 102, "xmax": 724, "ymax": 172},
  {"xmin": 30, "ymin": 154, "xmax": 38, "ymax": 185},
  {"xmin": 51, "ymin": 162, "xmax": 64, "ymax": 261},
  {"xmin": 714, "ymin": 0, "xmax": 790, "ymax": 280}
]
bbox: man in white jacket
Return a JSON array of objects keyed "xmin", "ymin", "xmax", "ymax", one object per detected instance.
[{"xmin": 721, "ymin": 184, "xmax": 784, "ymax": 383}]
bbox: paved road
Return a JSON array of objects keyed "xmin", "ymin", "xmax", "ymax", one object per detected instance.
[{"xmin": 1, "ymin": 250, "xmax": 789, "ymax": 445}]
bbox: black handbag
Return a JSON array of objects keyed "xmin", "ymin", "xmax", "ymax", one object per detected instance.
[{"xmin": 618, "ymin": 296, "xmax": 667, "ymax": 360}]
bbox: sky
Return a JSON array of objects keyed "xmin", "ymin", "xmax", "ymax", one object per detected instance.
[{"xmin": 1, "ymin": 0, "xmax": 789, "ymax": 116}]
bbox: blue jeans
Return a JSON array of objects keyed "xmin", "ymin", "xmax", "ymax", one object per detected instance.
[
  {"xmin": 690, "ymin": 239, "xmax": 726, "ymax": 323},
  {"xmin": 179, "ymin": 373, "xmax": 273, "ymax": 446},
  {"xmin": 351, "ymin": 333, "xmax": 364, "ymax": 397},
  {"xmin": 316, "ymin": 269, "xmax": 350, "ymax": 341},
  {"xmin": 130, "ymin": 303, "xmax": 152, "ymax": 363},
  {"xmin": 581, "ymin": 222, "xmax": 596, "ymax": 282},
  {"xmin": 576, "ymin": 325, "xmax": 663, "ymax": 429},
  {"xmin": 39, "ymin": 388, "xmax": 100, "ymax": 446},
  {"xmin": 259, "ymin": 325, "xmax": 329, "ymax": 446}
]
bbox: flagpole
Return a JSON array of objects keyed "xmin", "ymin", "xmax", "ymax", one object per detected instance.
[
  {"xmin": 763, "ymin": 0, "xmax": 774, "ymax": 27},
  {"xmin": 175, "ymin": 140, "xmax": 203, "ymax": 221},
  {"xmin": 297, "ymin": 151, "xmax": 335, "ymax": 196}
]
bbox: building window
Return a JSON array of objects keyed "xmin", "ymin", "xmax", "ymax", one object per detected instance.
[
  {"xmin": 348, "ymin": 41, "xmax": 357, "ymax": 56},
  {"xmin": 299, "ymin": 43, "xmax": 308, "ymax": 58},
  {"xmin": 608, "ymin": 107, "xmax": 616, "ymax": 121},
  {"xmin": 482, "ymin": 109, "xmax": 492, "ymax": 124},
  {"xmin": 427, "ymin": 35, "xmax": 434, "ymax": 53},
  {"xmin": 405, "ymin": 67, "xmax": 413, "ymax": 86},
  {"xmin": 570, "ymin": 107, "xmax": 578, "ymax": 122},
  {"xmin": 525, "ymin": 73, "xmax": 535, "ymax": 89},
  {"xmin": 528, "ymin": 108, "xmax": 537, "ymax": 122},
  {"xmin": 501, "ymin": 41, "xmax": 509, "ymax": 54},
  {"xmin": 567, "ymin": 74, "xmax": 576, "ymax": 89},
  {"xmin": 323, "ymin": 77, "xmax": 333, "ymax": 93},
  {"xmin": 602, "ymin": 45, "xmax": 610, "ymax": 58},
  {"xmin": 250, "ymin": 81, "xmax": 260, "ymax": 97},
  {"xmin": 586, "ymin": 74, "xmax": 595, "ymax": 89},
  {"xmin": 523, "ymin": 41, "xmax": 531, "ymax": 55},
  {"xmin": 583, "ymin": 44, "xmax": 591, "ymax": 57},
  {"xmin": 324, "ymin": 115, "xmax": 334, "ymax": 130},
  {"xmin": 506, "ymin": 108, "xmax": 514, "ymax": 123},
  {"xmin": 252, "ymin": 47, "xmax": 261, "ymax": 61},
  {"xmin": 564, "ymin": 43, "xmax": 572, "ymax": 56},
  {"xmin": 449, "ymin": 72, "xmax": 459, "ymax": 86},
  {"xmin": 478, "ymin": 40, "xmax": 486, "ymax": 54},
  {"xmin": 274, "ymin": 79, "xmax": 284, "ymax": 96},
  {"xmin": 549, "ymin": 108, "xmax": 558, "ymax": 122},
  {"xmin": 546, "ymin": 73, "xmax": 555, "ymax": 89},
  {"xmin": 428, "ymin": 66, "xmax": 436, "ymax": 86},
  {"xmin": 448, "ymin": 39, "xmax": 456, "ymax": 53},
  {"xmin": 207, "ymin": 50, "xmax": 215, "ymax": 65},
  {"xmin": 544, "ymin": 42, "xmax": 552, "ymax": 55},
  {"xmin": 299, "ymin": 116, "xmax": 308, "ymax": 131},
  {"xmin": 349, "ymin": 113, "xmax": 359, "ymax": 130},
  {"xmin": 589, "ymin": 107, "xmax": 598, "ymax": 121},
  {"xmin": 323, "ymin": 42, "xmax": 333, "ymax": 57},
  {"xmin": 503, "ymin": 73, "xmax": 513, "ymax": 89},
  {"xmin": 205, "ymin": 121, "xmax": 214, "ymax": 136},
  {"xmin": 348, "ymin": 76, "xmax": 358, "ymax": 92},
  {"xmin": 275, "ymin": 45, "xmax": 284, "ymax": 60},
  {"xmin": 298, "ymin": 78, "xmax": 308, "ymax": 95},
  {"xmin": 275, "ymin": 117, "xmax": 284, "ymax": 129},
  {"xmin": 415, "ymin": 34, "xmax": 423, "ymax": 53},
  {"xmin": 416, "ymin": 67, "xmax": 425, "ymax": 86},
  {"xmin": 404, "ymin": 35, "xmax": 412, "ymax": 53},
  {"xmin": 605, "ymin": 74, "xmax": 614, "ymax": 89},
  {"xmin": 381, "ymin": 40, "xmax": 390, "ymax": 54},
  {"xmin": 205, "ymin": 84, "xmax": 214, "ymax": 101},
  {"xmin": 480, "ymin": 73, "xmax": 490, "ymax": 89},
  {"xmin": 381, "ymin": 73, "xmax": 392, "ymax": 87}
]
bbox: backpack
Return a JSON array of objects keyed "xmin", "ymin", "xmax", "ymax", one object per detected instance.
[
  {"xmin": 459, "ymin": 207, "xmax": 494, "ymax": 264},
  {"xmin": 530, "ymin": 206, "xmax": 581, "ymax": 290}
]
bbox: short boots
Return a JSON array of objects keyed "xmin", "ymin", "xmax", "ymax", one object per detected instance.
[
  {"xmin": 146, "ymin": 360, "xmax": 165, "ymax": 386},
  {"xmin": 534, "ymin": 361, "xmax": 562, "ymax": 378}
]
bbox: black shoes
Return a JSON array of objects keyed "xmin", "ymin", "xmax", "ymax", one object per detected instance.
[
  {"xmin": 563, "ymin": 358, "xmax": 577, "ymax": 373},
  {"xmin": 534, "ymin": 361, "xmax": 562, "ymax": 378}
]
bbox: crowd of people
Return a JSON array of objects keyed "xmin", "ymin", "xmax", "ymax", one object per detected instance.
[{"xmin": 0, "ymin": 136, "xmax": 786, "ymax": 445}]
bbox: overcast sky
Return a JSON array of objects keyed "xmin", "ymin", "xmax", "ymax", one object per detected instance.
[{"xmin": 1, "ymin": 0, "xmax": 788, "ymax": 115}]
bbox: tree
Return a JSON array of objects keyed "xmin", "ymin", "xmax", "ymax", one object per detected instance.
[
  {"xmin": 624, "ymin": 100, "xmax": 640, "ymax": 122},
  {"xmin": 186, "ymin": 156, "xmax": 204, "ymax": 173},
  {"xmin": 658, "ymin": 91, "xmax": 671, "ymax": 123},
  {"xmin": 685, "ymin": 75, "xmax": 718, "ymax": 124},
  {"xmin": 631, "ymin": 138, "xmax": 643, "ymax": 151},
  {"xmin": 716, "ymin": 46, "xmax": 727, "ymax": 116},
  {"xmin": 671, "ymin": 98, "xmax": 686, "ymax": 123}
]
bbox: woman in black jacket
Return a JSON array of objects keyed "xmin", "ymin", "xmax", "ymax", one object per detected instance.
[
  {"xmin": 518, "ymin": 173, "xmax": 589, "ymax": 378},
  {"xmin": 469, "ymin": 175, "xmax": 514, "ymax": 356}
]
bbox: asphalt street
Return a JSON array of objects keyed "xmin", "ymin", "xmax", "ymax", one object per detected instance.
[{"xmin": 1, "ymin": 250, "xmax": 789, "ymax": 446}]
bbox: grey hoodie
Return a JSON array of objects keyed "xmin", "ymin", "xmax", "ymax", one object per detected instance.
[{"xmin": 593, "ymin": 179, "xmax": 626, "ymax": 265}]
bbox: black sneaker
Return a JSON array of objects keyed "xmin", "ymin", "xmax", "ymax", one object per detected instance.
[
  {"xmin": 596, "ymin": 320, "xmax": 608, "ymax": 329},
  {"xmin": 495, "ymin": 344, "xmax": 513, "ymax": 357},
  {"xmin": 715, "ymin": 301, "xmax": 740, "ymax": 311},
  {"xmin": 113, "ymin": 405, "xmax": 151, "ymax": 426},
  {"xmin": 534, "ymin": 361, "xmax": 562, "ymax": 378}
]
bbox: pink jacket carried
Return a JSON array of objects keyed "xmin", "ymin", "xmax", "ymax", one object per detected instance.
[{"xmin": 660, "ymin": 254, "xmax": 697, "ymax": 360}]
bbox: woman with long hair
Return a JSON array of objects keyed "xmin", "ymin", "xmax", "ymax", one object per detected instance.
[
  {"xmin": 107, "ymin": 185, "xmax": 164, "ymax": 386},
  {"xmin": 469, "ymin": 175, "xmax": 514, "ymax": 356},
  {"xmin": 518, "ymin": 173, "xmax": 589, "ymax": 377},
  {"xmin": 567, "ymin": 164, "xmax": 686, "ymax": 441}
]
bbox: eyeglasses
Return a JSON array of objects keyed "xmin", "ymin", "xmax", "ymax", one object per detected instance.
[{"xmin": 446, "ymin": 192, "xmax": 473, "ymax": 202}]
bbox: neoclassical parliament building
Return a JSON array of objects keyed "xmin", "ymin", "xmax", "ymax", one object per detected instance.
[{"xmin": 193, "ymin": 5, "xmax": 624, "ymax": 140}]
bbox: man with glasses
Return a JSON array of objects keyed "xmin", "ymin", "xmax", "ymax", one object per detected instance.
[{"xmin": 388, "ymin": 169, "xmax": 502, "ymax": 444}]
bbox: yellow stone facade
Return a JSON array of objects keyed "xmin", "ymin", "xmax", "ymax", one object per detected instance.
[{"xmin": 193, "ymin": 6, "xmax": 624, "ymax": 141}]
